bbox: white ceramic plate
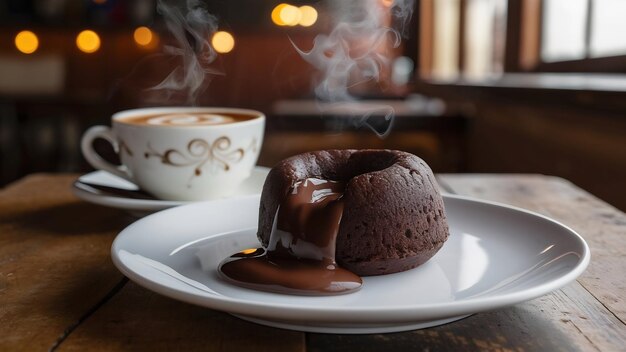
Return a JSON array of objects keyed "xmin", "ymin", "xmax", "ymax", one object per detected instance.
[
  {"xmin": 111, "ymin": 194, "xmax": 590, "ymax": 334},
  {"xmin": 72, "ymin": 166, "xmax": 270, "ymax": 216}
]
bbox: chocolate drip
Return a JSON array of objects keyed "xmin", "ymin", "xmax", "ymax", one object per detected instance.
[{"xmin": 218, "ymin": 178, "xmax": 362, "ymax": 295}]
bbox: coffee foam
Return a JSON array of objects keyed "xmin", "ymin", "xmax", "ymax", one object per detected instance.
[{"xmin": 147, "ymin": 113, "xmax": 235, "ymax": 126}]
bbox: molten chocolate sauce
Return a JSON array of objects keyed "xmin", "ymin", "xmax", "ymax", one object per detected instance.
[{"xmin": 218, "ymin": 178, "xmax": 362, "ymax": 295}]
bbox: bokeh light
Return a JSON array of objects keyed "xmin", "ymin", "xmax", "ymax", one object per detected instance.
[
  {"xmin": 134, "ymin": 26, "xmax": 154, "ymax": 47},
  {"xmin": 15, "ymin": 30, "xmax": 39, "ymax": 54},
  {"xmin": 298, "ymin": 6, "xmax": 318, "ymax": 27},
  {"xmin": 279, "ymin": 4, "xmax": 301, "ymax": 26},
  {"xmin": 76, "ymin": 30, "xmax": 101, "ymax": 53},
  {"xmin": 271, "ymin": 3, "xmax": 289, "ymax": 26},
  {"xmin": 212, "ymin": 31, "xmax": 235, "ymax": 54},
  {"xmin": 272, "ymin": 3, "xmax": 318, "ymax": 27}
]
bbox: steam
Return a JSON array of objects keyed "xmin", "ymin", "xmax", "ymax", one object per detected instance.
[
  {"xmin": 293, "ymin": 0, "xmax": 414, "ymax": 137},
  {"xmin": 147, "ymin": 0, "xmax": 222, "ymax": 104}
]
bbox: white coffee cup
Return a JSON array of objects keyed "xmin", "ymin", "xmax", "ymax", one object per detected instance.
[{"xmin": 81, "ymin": 107, "xmax": 265, "ymax": 201}]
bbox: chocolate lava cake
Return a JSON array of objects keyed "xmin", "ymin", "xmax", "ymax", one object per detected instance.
[{"xmin": 257, "ymin": 149, "xmax": 449, "ymax": 276}]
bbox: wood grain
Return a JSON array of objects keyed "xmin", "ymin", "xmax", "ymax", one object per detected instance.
[
  {"xmin": 0, "ymin": 174, "xmax": 305, "ymax": 352},
  {"xmin": 439, "ymin": 174, "xmax": 626, "ymax": 322},
  {"xmin": 58, "ymin": 281, "xmax": 304, "ymax": 352},
  {"xmin": 2, "ymin": 173, "xmax": 624, "ymax": 351},
  {"xmin": 439, "ymin": 174, "xmax": 626, "ymax": 348},
  {"xmin": 309, "ymin": 282, "xmax": 625, "ymax": 352},
  {"xmin": 309, "ymin": 174, "xmax": 626, "ymax": 352},
  {"xmin": 0, "ymin": 174, "xmax": 131, "ymax": 351}
]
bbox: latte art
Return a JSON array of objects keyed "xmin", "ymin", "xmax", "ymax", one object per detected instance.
[
  {"xmin": 147, "ymin": 113, "xmax": 235, "ymax": 126},
  {"xmin": 117, "ymin": 111, "xmax": 256, "ymax": 127}
]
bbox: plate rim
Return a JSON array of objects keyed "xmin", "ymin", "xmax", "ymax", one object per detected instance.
[{"xmin": 111, "ymin": 193, "xmax": 590, "ymax": 323}]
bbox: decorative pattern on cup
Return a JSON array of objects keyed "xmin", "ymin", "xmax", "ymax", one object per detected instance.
[
  {"xmin": 119, "ymin": 140, "xmax": 133, "ymax": 156},
  {"xmin": 144, "ymin": 136, "xmax": 257, "ymax": 180}
]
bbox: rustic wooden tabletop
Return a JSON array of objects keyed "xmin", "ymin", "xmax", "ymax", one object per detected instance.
[{"xmin": 1, "ymin": 174, "xmax": 624, "ymax": 351}]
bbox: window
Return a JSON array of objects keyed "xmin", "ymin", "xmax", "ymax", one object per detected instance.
[
  {"xmin": 432, "ymin": 0, "xmax": 461, "ymax": 80},
  {"xmin": 464, "ymin": 0, "xmax": 507, "ymax": 78},
  {"xmin": 589, "ymin": 0, "xmax": 626, "ymax": 57},
  {"xmin": 419, "ymin": 0, "xmax": 626, "ymax": 77},
  {"xmin": 423, "ymin": 0, "xmax": 507, "ymax": 80},
  {"xmin": 541, "ymin": 0, "xmax": 587, "ymax": 62},
  {"xmin": 541, "ymin": 0, "xmax": 626, "ymax": 62}
]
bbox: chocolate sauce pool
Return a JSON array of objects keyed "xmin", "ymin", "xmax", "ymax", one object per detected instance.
[{"xmin": 218, "ymin": 178, "xmax": 362, "ymax": 295}]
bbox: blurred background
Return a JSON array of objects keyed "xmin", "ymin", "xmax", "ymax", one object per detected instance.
[{"xmin": 0, "ymin": 0, "xmax": 625, "ymax": 210}]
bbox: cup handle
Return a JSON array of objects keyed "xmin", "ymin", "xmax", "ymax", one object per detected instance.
[{"xmin": 80, "ymin": 125, "xmax": 133, "ymax": 182}]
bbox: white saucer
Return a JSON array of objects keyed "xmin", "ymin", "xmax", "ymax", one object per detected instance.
[
  {"xmin": 111, "ymin": 195, "xmax": 589, "ymax": 334},
  {"xmin": 72, "ymin": 166, "xmax": 270, "ymax": 217}
]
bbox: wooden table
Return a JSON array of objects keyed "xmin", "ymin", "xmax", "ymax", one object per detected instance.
[{"xmin": 1, "ymin": 174, "xmax": 624, "ymax": 351}]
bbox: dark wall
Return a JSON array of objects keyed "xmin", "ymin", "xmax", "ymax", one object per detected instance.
[{"xmin": 417, "ymin": 83, "xmax": 626, "ymax": 211}]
